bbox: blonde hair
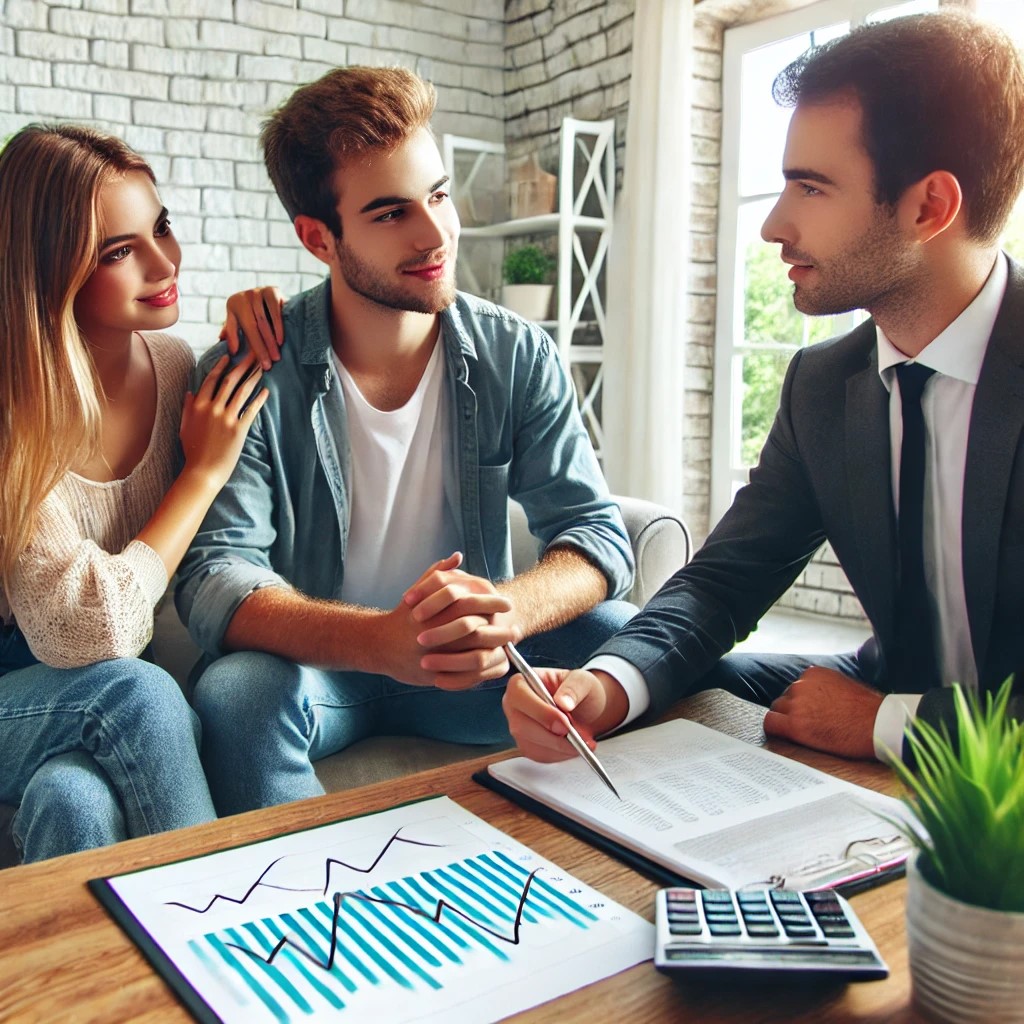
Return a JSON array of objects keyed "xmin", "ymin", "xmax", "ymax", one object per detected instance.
[
  {"xmin": 0, "ymin": 123, "xmax": 155, "ymax": 585},
  {"xmin": 261, "ymin": 65, "xmax": 437, "ymax": 237}
]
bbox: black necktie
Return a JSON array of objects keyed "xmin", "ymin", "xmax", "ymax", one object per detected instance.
[{"xmin": 893, "ymin": 361, "xmax": 938, "ymax": 692}]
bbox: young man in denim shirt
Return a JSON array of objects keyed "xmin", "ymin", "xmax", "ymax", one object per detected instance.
[{"xmin": 175, "ymin": 66, "xmax": 635, "ymax": 815}]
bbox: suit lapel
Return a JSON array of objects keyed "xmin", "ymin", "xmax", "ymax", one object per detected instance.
[
  {"xmin": 844, "ymin": 322, "xmax": 899, "ymax": 652},
  {"xmin": 963, "ymin": 259, "xmax": 1024, "ymax": 676}
]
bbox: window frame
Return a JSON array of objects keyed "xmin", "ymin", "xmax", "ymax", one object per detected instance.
[{"xmin": 710, "ymin": 0, "xmax": 934, "ymax": 524}]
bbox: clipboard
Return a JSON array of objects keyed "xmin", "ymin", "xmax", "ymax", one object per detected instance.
[
  {"xmin": 473, "ymin": 768, "xmax": 908, "ymax": 897},
  {"xmin": 87, "ymin": 794, "xmax": 655, "ymax": 1024}
]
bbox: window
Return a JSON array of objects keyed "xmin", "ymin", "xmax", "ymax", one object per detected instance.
[{"xmin": 711, "ymin": 0, "xmax": 937, "ymax": 522}]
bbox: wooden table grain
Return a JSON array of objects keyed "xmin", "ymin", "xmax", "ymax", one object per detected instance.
[{"xmin": 0, "ymin": 694, "xmax": 924, "ymax": 1023}]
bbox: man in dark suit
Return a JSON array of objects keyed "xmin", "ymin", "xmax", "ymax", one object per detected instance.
[{"xmin": 502, "ymin": 9, "xmax": 1024, "ymax": 764}]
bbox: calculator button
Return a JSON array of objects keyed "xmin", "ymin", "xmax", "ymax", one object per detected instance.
[
  {"xmin": 741, "ymin": 913, "xmax": 776, "ymax": 926},
  {"xmin": 814, "ymin": 913, "xmax": 850, "ymax": 926},
  {"xmin": 770, "ymin": 891, "xmax": 802, "ymax": 904},
  {"xmin": 703, "ymin": 891, "xmax": 734, "ymax": 903},
  {"xmin": 810, "ymin": 903, "xmax": 844, "ymax": 918},
  {"xmin": 669, "ymin": 922, "xmax": 704, "ymax": 936},
  {"xmin": 708, "ymin": 922, "xmax": 742, "ymax": 936},
  {"xmin": 744, "ymin": 924, "xmax": 780, "ymax": 937},
  {"xmin": 820, "ymin": 923, "xmax": 857, "ymax": 938},
  {"xmin": 777, "ymin": 914, "xmax": 812, "ymax": 927},
  {"xmin": 783, "ymin": 924, "xmax": 819, "ymax": 938}
]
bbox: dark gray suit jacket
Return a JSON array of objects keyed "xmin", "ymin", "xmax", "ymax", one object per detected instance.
[{"xmin": 600, "ymin": 258, "xmax": 1024, "ymax": 736}]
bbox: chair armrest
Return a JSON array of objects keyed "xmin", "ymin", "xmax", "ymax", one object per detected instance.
[
  {"xmin": 509, "ymin": 495, "xmax": 692, "ymax": 608},
  {"xmin": 613, "ymin": 494, "xmax": 692, "ymax": 607}
]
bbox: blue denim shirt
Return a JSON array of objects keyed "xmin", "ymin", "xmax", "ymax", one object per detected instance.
[{"xmin": 176, "ymin": 280, "xmax": 633, "ymax": 656}]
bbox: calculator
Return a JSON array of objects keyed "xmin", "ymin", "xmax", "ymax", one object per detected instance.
[{"xmin": 654, "ymin": 887, "xmax": 889, "ymax": 980}]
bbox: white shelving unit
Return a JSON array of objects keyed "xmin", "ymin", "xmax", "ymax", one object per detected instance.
[{"xmin": 442, "ymin": 118, "xmax": 615, "ymax": 458}]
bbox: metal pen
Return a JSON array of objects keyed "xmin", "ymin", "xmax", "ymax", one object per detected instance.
[{"xmin": 505, "ymin": 641, "xmax": 621, "ymax": 800}]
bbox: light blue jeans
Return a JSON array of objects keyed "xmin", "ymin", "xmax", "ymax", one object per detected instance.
[
  {"xmin": 0, "ymin": 626, "xmax": 216, "ymax": 863},
  {"xmin": 192, "ymin": 600, "xmax": 637, "ymax": 816}
]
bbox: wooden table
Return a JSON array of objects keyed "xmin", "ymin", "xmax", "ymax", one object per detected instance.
[{"xmin": 0, "ymin": 695, "xmax": 923, "ymax": 1023}]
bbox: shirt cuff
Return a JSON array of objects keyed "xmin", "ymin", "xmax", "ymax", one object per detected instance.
[
  {"xmin": 187, "ymin": 562, "xmax": 291, "ymax": 657},
  {"xmin": 584, "ymin": 654, "xmax": 650, "ymax": 735},
  {"xmin": 123, "ymin": 539, "xmax": 170, "ymax": 607},
  {"xmin": 873, "ymin": 693, "xmax": 924, "ymax": 763}
]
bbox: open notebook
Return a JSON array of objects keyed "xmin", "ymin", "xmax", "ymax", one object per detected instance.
[{"xmin": 476, "ymin": 713, "xmax": 915, "ymax": 894}]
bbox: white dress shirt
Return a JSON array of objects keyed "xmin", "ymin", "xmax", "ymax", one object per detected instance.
[
  {"xmin": 596, "ymin": 254, "xmax": 1009, "ymax": 756},
  {"xmin": 871, "ymin": 252, "xmax": 1007, "ymax": 757}
]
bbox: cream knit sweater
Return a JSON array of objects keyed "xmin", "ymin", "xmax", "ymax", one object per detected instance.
[{"xmin": 1, "ymin": 332, "xmax": 195, "ymax": 669}]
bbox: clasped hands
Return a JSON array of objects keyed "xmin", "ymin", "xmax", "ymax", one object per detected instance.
[{"xmin": 382, "ymin": 552, "xmax": 522, "ymax": 691}]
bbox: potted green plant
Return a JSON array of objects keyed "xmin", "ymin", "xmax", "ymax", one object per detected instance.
[
  {"xmin": 888, "ymin": 679, "xmax": 1024, "ymax": 1023},
  {"xmin": 501, "ymin": 243, "xmax": 555, "ymax": 323}
]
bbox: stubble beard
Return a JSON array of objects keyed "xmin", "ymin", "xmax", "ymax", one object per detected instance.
[
  {"xmin": 790, "ymin": 206, "xmax": 918, "ymax": 320},
  {"xmin": 334, "ymin": 236, "xmax": 457, "ymax": 314}
]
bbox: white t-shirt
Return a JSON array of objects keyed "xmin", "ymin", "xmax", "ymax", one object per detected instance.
[{"xmin": 335, "ymin": 342, "xmax": 460, "ymax": 610}]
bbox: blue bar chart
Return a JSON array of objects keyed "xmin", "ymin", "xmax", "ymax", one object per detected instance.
[{"xmin": 190, "ymin": 852, "xmax": 598, "ymax": 1022}]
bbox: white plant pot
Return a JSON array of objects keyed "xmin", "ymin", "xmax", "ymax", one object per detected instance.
[
  {"xmin": 501, "ymin": 283, "xmax": 553, "ymax": 323},
  {"xmin": 906, "ymin": 853, "xmax": 1024, "ymax": 1023}
]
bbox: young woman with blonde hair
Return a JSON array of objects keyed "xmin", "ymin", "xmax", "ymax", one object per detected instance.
[{"xmin": 0, "ymin": 122, "xmax": 269, "ymax": 862}]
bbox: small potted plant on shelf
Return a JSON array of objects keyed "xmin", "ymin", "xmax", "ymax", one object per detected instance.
[
  {"xmin": 501, "ymin": 243, "xmax": 555, "ymax": 323},
  {"xmin": 887, "ymin": 678, "xmax": 1024, "ymax": 1023}
]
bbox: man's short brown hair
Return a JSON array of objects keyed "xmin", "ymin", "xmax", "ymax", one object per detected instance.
[
  {"xmin": 261, "ymin": 65, "xmax": 437, "ymax": 237},
  {"xmin": 773, "ymin": 10, "xmax": 1024, "ymax": 243}
]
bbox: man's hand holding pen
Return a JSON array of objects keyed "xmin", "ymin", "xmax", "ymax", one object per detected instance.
[{"xmin": 503, "ymin": 667, "xmax": 630, "ymax": 763}]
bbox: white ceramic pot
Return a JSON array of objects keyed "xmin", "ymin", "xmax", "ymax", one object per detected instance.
[
  {"xmin": 501, "ymin": 283, "xmax": 553, "ymax": 323},
  {"xmin": 906, "ymin": 853, "xmax": 1024, "ymax": 1023}
]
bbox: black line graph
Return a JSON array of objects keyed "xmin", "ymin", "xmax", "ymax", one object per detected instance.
[
  {"xmin": 226, "ymin": 867, "xmax": 543, "ymax": 971},
  {"xmin": 166, "ymin": 828, "xmax": 446, "ymax": 913}
]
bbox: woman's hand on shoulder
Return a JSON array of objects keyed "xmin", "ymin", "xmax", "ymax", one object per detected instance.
[
  {"xmin": 221, "ymin": 286, "xmax": 287, "ymax": 370},
  {"xmin": 179, "ymin": 353, "xmax": 268, "ymax": 492}
]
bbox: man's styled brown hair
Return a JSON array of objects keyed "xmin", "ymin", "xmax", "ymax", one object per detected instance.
[
  {"xmin": 773, "ymin": 10, "xmax": 1024, "ymax": 243},
  {"xmin": 261, "ymin": 66, "xmax": 437, "ymax": 238}
]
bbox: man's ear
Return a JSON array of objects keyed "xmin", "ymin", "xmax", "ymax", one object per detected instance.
[
  {"xmin": 900, "ymin": 170, "xmax": 963, "ymax": 243},
  {"xmin": 293, "ymin": 215, "xmax": 336, "ymax": 266}
]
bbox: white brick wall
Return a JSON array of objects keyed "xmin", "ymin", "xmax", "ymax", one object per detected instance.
[{"xmin": 0, "ymin": 0, "xmax": 506, "ymax": 351}]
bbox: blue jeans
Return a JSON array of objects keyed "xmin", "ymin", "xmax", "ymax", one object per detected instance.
[
  {"xmin": 0, "ymin": 626, "xmax": 216, "ymax": 863},
  {"xmin": 192, "ymin": 600, "xmax": 637, "ymax": 816}
]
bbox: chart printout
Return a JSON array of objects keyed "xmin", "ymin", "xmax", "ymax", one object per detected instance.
[{"xmin": 94, "ymin": 796, "xmax": 653, "ymax": 1024}]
